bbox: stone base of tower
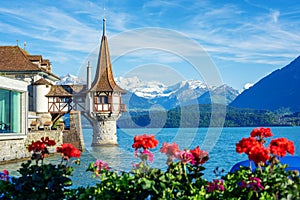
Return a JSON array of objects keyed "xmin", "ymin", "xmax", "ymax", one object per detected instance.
[{"xmin": 91, "ymin": 120, "xmax": 118, "ymax": 146}]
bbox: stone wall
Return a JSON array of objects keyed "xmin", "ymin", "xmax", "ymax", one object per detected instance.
[
  {"xmin": 25, "ymin": 130, "xmax": 63, "ymax": 153},
  {"xmin": 63, "ymin": 111, "xmax": 85, "ymax": 151},
  {"xmin": 0, "ymin": 138, "xmax": 30, "ymax": 162},
  {"xmin": 0, "ymin": 130, "xmax": 63, "ymax": 163},
  {"xmin": 0, "ymin": 110, "xmax": 84, "ymax": 163}
]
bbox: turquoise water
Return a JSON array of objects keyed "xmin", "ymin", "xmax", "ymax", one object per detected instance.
[{"xmin": 1, "ymin": 126, "xmax": 300, "ymax": 187}]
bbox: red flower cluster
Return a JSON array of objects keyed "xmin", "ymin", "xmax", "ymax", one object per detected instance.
[
  {"xmin": 250, "ymin": 127, "xmax": 273, "ymax": 138},
  {"xmin": 248, "ymin": 147, "xmax": 270, "ymax": 164},
  {"xmin": 236, "ymin": 127, "xmax": 295, "ymax": 165},
  {"xmin": 56, "ymin": 143, "xmax": 81, "ymax": 160},
  {"xmin": 28, "ymin": 137, "xmax": 56, "ymax": 153},
  {"xmin": 236, "ymin": 137, "xmax": 262, "ymax": 155},
  {"xmin": 190, "ymin": 146, "xmax": 209, "ymax": 165},
  {"xmin": 41, "ymin": 137, "xmax": 56, "ymax": 146},
  {"xmin": 132, "ymin": 134, "xmax": 158, "ymax": 150},
  {"xmin": 176, "ymin": 150, "xmax": 194, "ymax": 164},
  {"xmin": 160, "ymin": 143, "xmax": 209, "ymax": 166},
  {"xmin": 269, "ymin": 138, "xmax": 295, "ymax": 157},
  {"xmin": 28, "ymin": 141, "xmax": 47, "ymax": 153},
  {"xmin": 160, "ymin": 142, "xmax": 180, "ymax": 157}
]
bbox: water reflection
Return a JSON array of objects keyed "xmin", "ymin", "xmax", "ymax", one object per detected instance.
[{"xmin": 89, "ymin": 146, "xmax": 134, "ymax": 172}]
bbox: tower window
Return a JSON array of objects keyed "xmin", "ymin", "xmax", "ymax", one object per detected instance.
[{"xmin": 97, "ymin": 96, "xmax": 108, "ymax": 104}]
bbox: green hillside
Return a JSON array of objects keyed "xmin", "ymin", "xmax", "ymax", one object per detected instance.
[{"xmin": 115, "ymin": 104, "xmax": 300, "ymax": 128}]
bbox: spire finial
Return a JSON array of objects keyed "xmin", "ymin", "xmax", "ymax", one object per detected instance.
[{"xmin": 103, "ymin": 18, "xmax": 106, "ymax": 36}]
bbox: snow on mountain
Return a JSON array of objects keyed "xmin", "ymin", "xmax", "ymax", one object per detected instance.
[
  {"xmin": 116, "ymin": 76, "xmax": 170, "ymax": 99},
  {"xmin": 115, "ymin": 77, "xmax": 219, "ymax": 100},
  {"xmin": 56, "ymin": 74, "xmax": 84, "ymax": 85},
  {"xmin": 56, "ymin": 74, "xmax": 239, "ymax": 108},
  {"xmin": 166, "ymin": 80, "xmax": 215, "ymax": 102},
  {"xmin": 116, "ymin": 76, "xmax": 240, "ymax": 108}
]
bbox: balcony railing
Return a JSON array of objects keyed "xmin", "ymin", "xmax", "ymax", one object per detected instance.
[{"xmin": 94, "ymin": 103, "xmax": 127, "ymax": 112}]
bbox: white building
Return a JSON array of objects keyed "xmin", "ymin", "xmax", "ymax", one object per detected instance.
[
  {"xmin": 0, "ymin": 46, "xmax": 67, "ymax": 161},
  {"xmin": 0, "ymin": 46, "xmax": 60, "ymax": 113},
  {"xmin": 0, "ymin": 46, "xmax": 61, "ymax": 129}
]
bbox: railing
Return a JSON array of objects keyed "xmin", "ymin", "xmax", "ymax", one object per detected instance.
[
  {"xmin": 48, "ymin": 102, "xmax": 72, "ymax": 113},
  {"xmin": 94, "ymin": 103, "xmax": 127, "ymax": 112},
  {"xmin": 48, "ymin": 98, "xmax": 73, "ymax": 114}
]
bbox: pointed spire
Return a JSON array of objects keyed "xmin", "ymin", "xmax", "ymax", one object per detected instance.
[
  {"xmin": 89, "ymin": 18, "xmax": 125, "ymax": 94},
  {"xmin": 103, "ymin": 18, "xmax": 106, "ymax": 36}
]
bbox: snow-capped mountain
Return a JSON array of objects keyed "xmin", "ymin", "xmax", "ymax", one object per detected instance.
[
  {"xmin": 116, "ymin": 77, "xmax": 169, "ymax": 99},
  {"xmin": 56, "ymin": 74, "xmax": 84, "ymax": 85},
  {"xmin": 116, "ymin": 76, "xmax": 239, "ymax": 109},
  {"xmin": 57, "ymin": 74, "xmax": 240, "ymax": 109},
  {"xmin": 116, "ymin": 77, "xmax": 216, "ymax": 99}
]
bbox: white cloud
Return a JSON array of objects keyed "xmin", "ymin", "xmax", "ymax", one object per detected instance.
[
  {"xmin": 1, "ymin": 0, "xmax": 300, "ymax": 89},
  {"xmin": 183, "ymin": 2, "xmax": 300, "ymax": 67}
]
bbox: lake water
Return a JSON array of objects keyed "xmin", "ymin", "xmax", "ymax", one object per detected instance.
[{"xmin": 1, "ymin": 126, "xmax": 300, "ymax": 188}]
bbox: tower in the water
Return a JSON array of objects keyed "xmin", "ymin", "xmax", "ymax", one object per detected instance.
[{"xmin": 86, "ymin": 18, "xmax": 126, "ymax": 146}]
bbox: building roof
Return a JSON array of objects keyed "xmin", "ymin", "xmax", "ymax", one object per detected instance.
[
  {"xmin": 0, "ymin": 46, "xmax": 60, "ymax": 80},
  {"xmin": 32, "ymin": 78, "xmax": 53, "ymax": 85},
  {"xmin": 89, "ymin": 19, "xmax": 126, "ymax": 94},
  {"xmin": 0, "ymin": 46, "xmax": 42, "ymax": 72},
  {"xmin": 27, "ymin": 55, "xmax": 42, "ymax": 62},
  {"xmin": 46, "ymin": 85, "xmax": 72, "ymax": 97},
  {"xmin": 41, "ymin": 59, "xmax": 50, "ymax": 66}
]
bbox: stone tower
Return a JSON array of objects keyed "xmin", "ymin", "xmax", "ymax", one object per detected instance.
[{"xmin": 87, "ymin": 19, "xmax": 126, "ymax": 146}]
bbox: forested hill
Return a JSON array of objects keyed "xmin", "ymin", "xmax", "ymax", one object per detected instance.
[{"xmin": 115, "ymin": 104, "xmax": 300, "ymax": 128}]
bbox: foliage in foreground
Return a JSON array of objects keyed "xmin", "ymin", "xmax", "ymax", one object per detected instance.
[{"xmin": 1, "ymin": 128, "xmax": 300, "ymax": 199}]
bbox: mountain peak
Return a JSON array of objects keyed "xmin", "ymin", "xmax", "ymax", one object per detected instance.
[
  {"xmin": 56, "ymin": 74, "xmax": 84, "ymax": 85},
  {"xmin": 230, "ymin": 55, "xmax": 300, "ymax": 111},
  {"xmin": 55, "ymin": 74, "xmax": 239, "ymax": 109}
]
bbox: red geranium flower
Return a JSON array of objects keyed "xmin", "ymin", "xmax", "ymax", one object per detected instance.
[
  {"xmin": 56, "ymin": 143, "xmax": 81, "ymax": 159},
  {"xmin": 41, "ymin": 136, "xmax": 56, "ymax": 146},
  {"xmin": 236, "ymin": 137, "xmax": 262, "ymax": 154},
  {"xmin": 250, "ymin": 127, "xmax": 273, "ymax": 138},
  {"xmin": 176, "ymin": 149, "xmax": 194, "ymax": 164},
  {"xmin": 160, "ymin": 142, "xmax": 181, "ymax": 164},
  {"xmin": 190, "ymin": 146, "xmax": 209, "ymax": 165},
  {"xmin": 269, "ymin": 138, "xmax": 295, "ymax": 157},
  {"xmin": 248, "ymin": 146, "xmax": 270, "ymax": 164},
  {"xmin": 28, "ymin": 137, "xmax": 56, "ymax": 153},
  {"xmin": 132, "ymin": 134, "xmax": 158, "ymax": 150},
  {"xmin": 28, "ymin": 141, "xmax": 46, "ymax": 152},
  {"xmin": 160, "ymin": 142, "xmax": 180, "ymax": 157}
]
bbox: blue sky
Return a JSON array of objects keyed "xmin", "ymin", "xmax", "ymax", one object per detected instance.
[{"xmin": 1, "ymin": 0, "xmax": 300, "ymax": 90}]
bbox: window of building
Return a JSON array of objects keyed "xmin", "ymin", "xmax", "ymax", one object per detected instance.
[
  {"xmin": 97, "ymin": 96, "xmax": 108, "ymax": 104},
  {"xmin": 0, "ymin": 88, "xmax": 22, "ymax": 133}
]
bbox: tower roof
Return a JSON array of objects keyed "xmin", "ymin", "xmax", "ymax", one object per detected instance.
[
  {"xmin": 32, "ymin": 78, "xmax": 52, "ymax": 85},
  {"xmin": 89, "ymin": 19, "xmax": 125, "ymax": 94},
  {"xmin": 46, "ymin": 85, "xmax": 72, "ymax": 97}
]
